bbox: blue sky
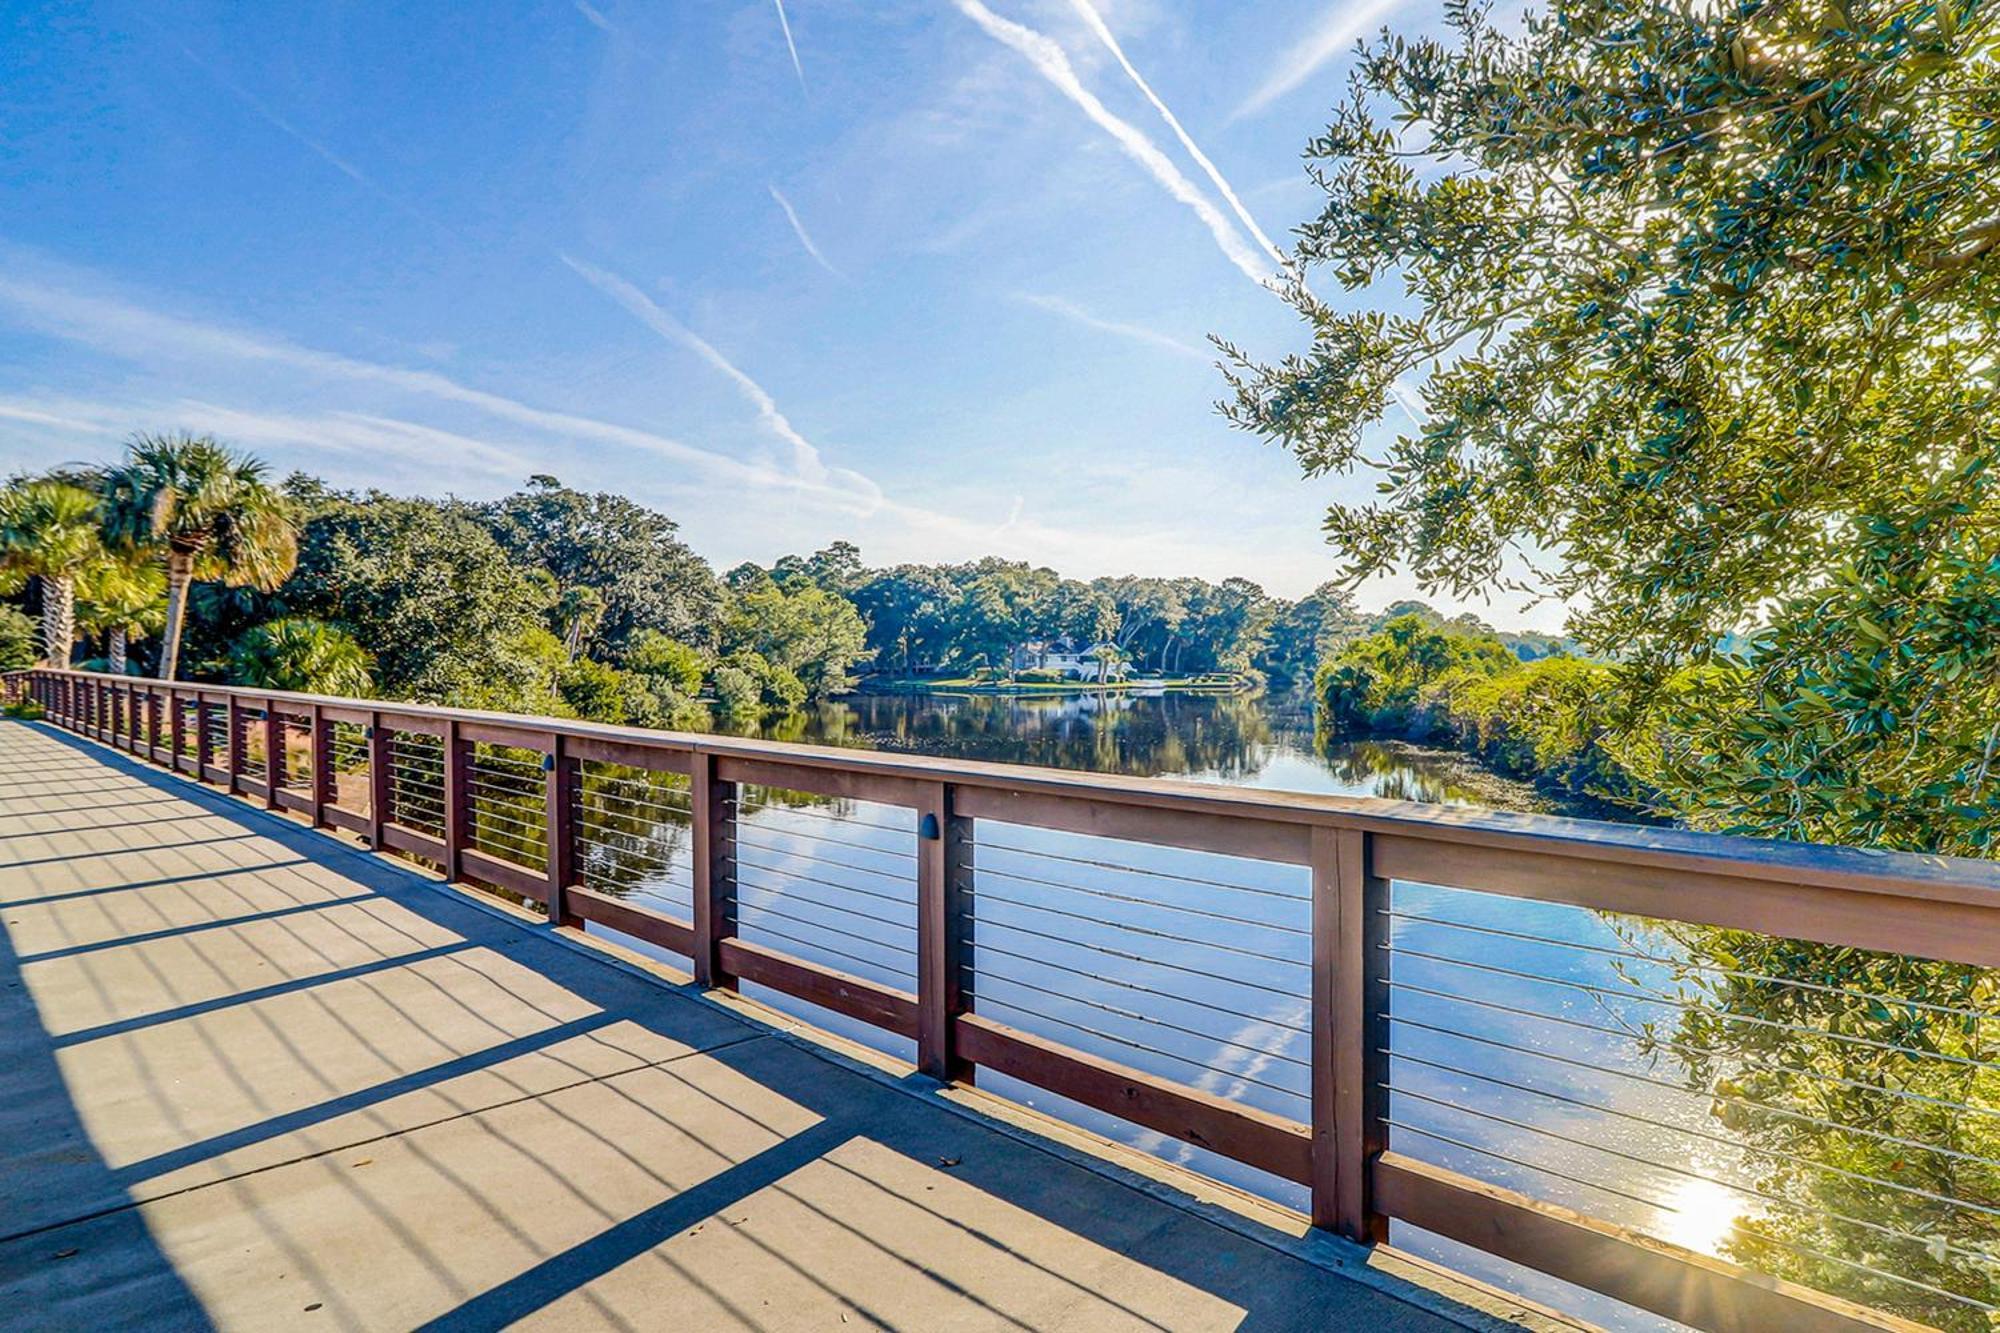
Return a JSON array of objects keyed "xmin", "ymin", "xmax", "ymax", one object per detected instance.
[{"xmin": 0, "ymin": 0, "xmax": 1551, "ymax": 623}]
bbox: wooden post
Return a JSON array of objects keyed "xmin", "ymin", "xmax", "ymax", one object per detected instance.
[
  {"xmin": 262, "ymin": 704, "xmax": 283, "ymax": 809},
  {"xmin": 168, "ymin": 690, "xmax": 185, "ymax": 769},
  {"xmin": 145, "ymin": 687, "xmax": 161, "ymax": 756},
  {"xmin": 1319, "ymin": 825, "xmax": 1389, "ymax": 1245},
  {"xmin": 441, "ymin": 720, "xmax": 466, "ymax": 881},
  {"xmin": 226, "ymin": 695, "xmax": 245, "ymax": 792},
  {"xmin": 691, "ymin": 752, "xmax": 737, "ymax": 989},
  {"xmin": 917, "ymin": 782, "xmax": 974, "ymax": 1082},
  {"xmin": 194, "ymin": 699, "xmax": 213, "ymax": 780},
  {"xmin": 545, "ymin": 735, "xmax": 579, "ymax": 927},
  {"xmin": 308, "ymin": 704, "xmax": 331, "ymax": 827},
  {"xmin": 368, "ymin": 713, "xmax": 392, "ymax": 849}
]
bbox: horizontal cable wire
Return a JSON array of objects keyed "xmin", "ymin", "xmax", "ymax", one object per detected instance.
[
  {"xmin": 972, "ymin": 916, "xmax": 1306, "ymax": 1001},
  {"xmin": 580, "ymin": 772, "xmax": 696, "ymax": 804},
  {"xmin": 466, "ymin": 804, "xmax": 548, "ymax": 837},
  {"xmin": 1384, "ymin": 1081, "xmax": 1995, "ymax": 1262},
  {"xmin": 969, "ymin": 890, "xmax": 1308, "ymax": 969},
  {"xmin": 575, "ymin": 791, "xmax": 692, "ymax": 823},
  {"xmin": 734, "ymin": 901, "xmax": 915, "ymax": 963},
  {"xmin": 734, "ymin": 823, "xmax": 915, "ymax": 860},
  {"xmin": 977, "ymin": 837, "xmax": 1305, "ymax": 903},
  {"xmin": 1750, "ymin": 1229, "xmax": 2000, "ymax": 1312},
  {"xmin": 1385, "ymin": 1047, "xmax": 2000, "ymax": 1232},
  {"xmin": 1382, "ymin": 1011, "xmax": 1990, "ymax": 1169},
  {"xmin": 1384, "ymin": 975, "xmax": 2000, "ymax": 1124},
  {"xmin": 734, "ymin": 853, "xmax": 913, "ymax": 907},
  {"xmin": 968, "ymin": 937, "xmax": 1310, "ymax": 1035},
  {"xmin": 974, "ymin": 970, "xmax": 1309, "ymax": 1069},
  {"xmin": 1384, "ymin": 908, "xmax": 2000, "ymax": 1031},
  {"xmin": 735, "ymin": 834, "xmax": 914, "ymax": 879},
  {"xmin": 1387, "ymin": 1118, "xmax": 1664, "ymax": 1210},
  {"xmin": 731, "ymin": 918, "xmax": 917, "ymax": 983},
  {"xmin": 971, "ymin": 866, "xmax": 1308, "ymax": 938},
  {"xmin": 736, "ymin": 874, "xmax": 917, "ymax": 936},
  {"xmin": 975, "ymin": 992, "xmax": 1308, "ymax": 1103},
  {"xmin": 465, "ymin": 773, "xmax": 543, "ymax": 801},
  {"xmin": 1388, "ymin": 943, "xmax": 2000, "ymax": 1072},
  {"xmin": 583, "ymin": 772, "xmax": 692, "ymax": 801},
  {"xmin": 739, "ymin": 801, "xmax": 911, "ymax": 834},
  {"xmin": 1398, "ymin": 1111, "xmax": 1995, "ymax": 1313}
]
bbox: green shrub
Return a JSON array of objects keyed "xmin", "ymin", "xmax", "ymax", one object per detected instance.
[{"xmin": 711, "ymin": 664, "xmax": 760, "ymax": 715}]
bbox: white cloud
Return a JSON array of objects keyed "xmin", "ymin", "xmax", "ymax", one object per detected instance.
[
  {"xmin": 559, "ymin": 254, "xmax": 879, "ymax": 501},
  {"xmin": 0, "ymin": 255, "xmax": 1412, "ymax": 600},
  {"xmin": 0, "ymin": 392, "xmax": 536, "ymax": 487},
  {"xmin": 1065, "ymin": 0, "xmax": 1287, "ymax": 271},
  {"xmin": 772, "ymin": 0, "xmax": 807, "ymax": 92},
  {"xmin": 767, "ymin": 185, "xmax": 846, "ymax": 279},
  {"xmin": 0, "ymin": 265, "xmax": 821, "ymax": 497},
  {"xmin": 1012, "ymin": 292, "xmax": 1210, "ymax": 362},
  {"xmin": 1232, "ymin": 0, "xmax": 1402, "ymax": 123},
  {"xmin": 952, "ymin": 0, "xmax": 1275, "ymax": 290}
]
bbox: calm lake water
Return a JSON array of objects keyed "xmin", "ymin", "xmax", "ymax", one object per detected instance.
[{"xmin": 517, "ymin": 691, "xmax": 1976, "ymax": 1331}]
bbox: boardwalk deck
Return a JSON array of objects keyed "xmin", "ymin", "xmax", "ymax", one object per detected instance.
[{"xmin": 0, "ymin": 721, "xmax": 1536, "ymax": 1332}]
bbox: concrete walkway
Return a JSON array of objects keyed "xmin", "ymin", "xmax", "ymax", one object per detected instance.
[{"xmin": 0, "ymin": 721, "xmax": 1525, "ymax": 1332}]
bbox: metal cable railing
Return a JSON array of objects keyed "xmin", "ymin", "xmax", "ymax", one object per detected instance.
[{"xmin": 26, "ymin": 665, "xmax": 2000, "ymax": 1333}]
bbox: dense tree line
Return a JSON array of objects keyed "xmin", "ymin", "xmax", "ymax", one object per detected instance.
[{"xmin": 10, "ymin": 451, "xmax": 1510, "ymax": 724}]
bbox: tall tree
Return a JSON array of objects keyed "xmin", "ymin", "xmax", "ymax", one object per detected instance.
[
  {"xmin": 1227, "ymin": 0, "xmax": 2000, "ymax": 848},
  {"xmin": 279, "ymin": 493, "xmax": 556, "ymax": 707},
  {"xmin": 1229, "ymin": 2, "xmax": 2000, "ymax": 1321},
  {"xmin": 100, "ymin": 434, "xmax": 297, "ymax": 681},
  {"xmin": 75, "ymin": 555, "xmax": 166, "ymax": 674},
  {"xmin": 0, "ymin": 479, "xmax": 102, "ymax": 669},
  {"xmin": 478, "ymin": 478, "xmax": 721, "ymax": 658}
]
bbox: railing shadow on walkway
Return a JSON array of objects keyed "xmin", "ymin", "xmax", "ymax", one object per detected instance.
[{"xmin": 0, "ymin": 723, "xmax": 1488, "ymax": 1333}]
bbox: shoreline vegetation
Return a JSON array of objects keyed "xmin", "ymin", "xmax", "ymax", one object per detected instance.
[{"xmin": 859, "ymin": 671, "xmax": 1254, "ymax": 696}]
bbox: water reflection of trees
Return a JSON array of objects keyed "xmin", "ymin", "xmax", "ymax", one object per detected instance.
[
  {"xmin": 822, "ymin": 691, "xmax": 1282, "ymax": 780},
  {"xmin": 1644, "ymin": 929, "xmax": 1999, "ymax": 1329}
]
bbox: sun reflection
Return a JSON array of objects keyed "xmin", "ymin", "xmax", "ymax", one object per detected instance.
[{"xmin": 1660, "ymin": 1177, "xmax": 1742, "ymax": 1256}]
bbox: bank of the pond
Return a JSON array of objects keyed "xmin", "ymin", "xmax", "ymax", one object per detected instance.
[
  {"xmin": 857, "ymin": 674, "xmax": 1253, "ymax": 696},
  {"xmin": 700, "ymin": 687, "xmax": 1621, "ymax": 820}
]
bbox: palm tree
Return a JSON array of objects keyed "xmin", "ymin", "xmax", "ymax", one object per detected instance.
[
  {"xmin": 0, "ymin": 479, "xmax": 104, "ymax": 670},
  {"xmin": 230, "ymin": 618, "xmax": 373, "ymax": 696},
  {"xmin": 101, "ymin": 433, "xmax": 298, "ymax": 681},
  {"xmin": 75, "ymin": 556, "xmax": 167, "ymax": 674}
]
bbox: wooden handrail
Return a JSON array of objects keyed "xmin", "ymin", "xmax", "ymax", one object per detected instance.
[{"xmin": 14, "ymin": 667, "xmax": 1959, "ymax": 1332}]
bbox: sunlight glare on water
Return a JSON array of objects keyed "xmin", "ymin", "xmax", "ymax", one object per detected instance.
[{"xmin": 1659, "ymin": 1176, "xmax": 1743, "ymax": 1257}]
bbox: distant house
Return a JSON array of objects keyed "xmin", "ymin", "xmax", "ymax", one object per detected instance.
[{"xmin": 1010, "ymin": 639, "xmax": 1130, "ymax": 681}]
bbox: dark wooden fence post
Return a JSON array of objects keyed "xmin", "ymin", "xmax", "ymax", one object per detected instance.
[
  {"xmin": 194, "ymin": 698, "xmax": 213, "ymax": 779},
  {"xmin": 368, "ymin": 713, "xmax": 391, "ymax": 848},
  {"xmin": 545, "ymin": 736, "xmax": 579, "ymax": 928},
  {"xmin": 441, "ymin": 719, "xmax": 466, "ymax": 882},
  {"xmin": 1317, "ymin": 825, "xmax": 1389, "ymax": 1245},
  {"xmin": 226, "ymin": 695, "xmax": 246, "ymax": 793},
  {"xmin": 308, "ymin": 704, "xmax": 331, "ymax": 827},
  {"xmin": 917, "ymin": 782, "xmax": 975, "ymax": 1082},
  {"xmin": 262, "ymin": 704, "xmax": 283, "ymax": 809},
  {"xmin": 168, "ymin": 689, "xmax": 185, "ymax": 770},
  {"xmin": 691, "ymin": 751, "xmax": 737, "ymax": 990}
]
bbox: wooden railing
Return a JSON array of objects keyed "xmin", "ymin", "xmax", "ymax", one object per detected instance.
[{"xmin": 19, "ymin": 667, "xmax": 1993, "ymax": 1333}]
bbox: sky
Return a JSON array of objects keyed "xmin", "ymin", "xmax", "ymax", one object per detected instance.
[{"xmin": 0, "ymin": 0, "xmax": 1558, "ymax": 626}]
